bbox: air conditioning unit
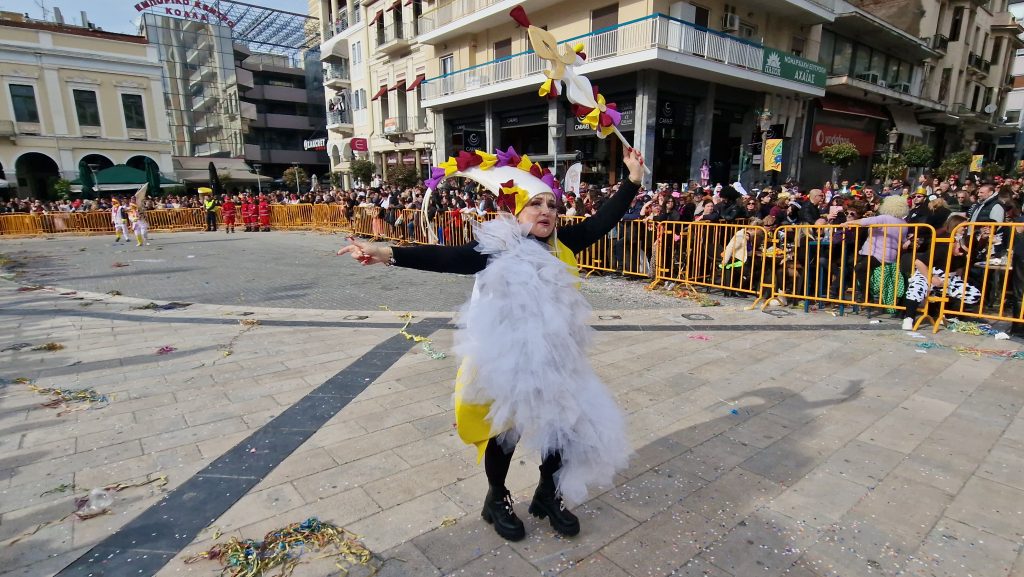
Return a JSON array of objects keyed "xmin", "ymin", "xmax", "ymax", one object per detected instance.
[{"xmin": 722, "ymin": 13, "xmax": 740, "ymax": 32}]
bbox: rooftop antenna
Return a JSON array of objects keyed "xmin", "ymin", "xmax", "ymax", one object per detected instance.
[{"xmin": 33, "ymin": 0, "xmax": 50, "ymax": 21}]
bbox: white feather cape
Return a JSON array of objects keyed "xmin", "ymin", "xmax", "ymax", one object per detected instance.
[{"xmin": 454, "ymin": 215, "xmax": 630, "ymax": 504}]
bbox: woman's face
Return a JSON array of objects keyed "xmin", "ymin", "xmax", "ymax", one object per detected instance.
[{"xmin": 518, "ymin": 192, "xmax": 558, "ymax": 238}]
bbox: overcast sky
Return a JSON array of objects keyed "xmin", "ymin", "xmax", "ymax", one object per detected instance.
[{"xmin": 0, "ymin": 0, "xmax": 313, "ymax": 35}]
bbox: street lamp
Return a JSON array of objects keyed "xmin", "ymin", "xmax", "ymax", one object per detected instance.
[
  {"xmin": 253, "ymin": 163, "xmax": 262, "ymax": 195},
  {"xmin": 886, "ymin": 127, "xmax": 899, "ymax": 184},
  {"xmin": 548, "ymin": 124, "xmax": 564, "ymax": 177},
  {"xmin": 756, "ymin": 109, "xmax": 772, "ymax": 182},
  {"xmin": 291, "ymin": 162, "xmax": 300, "ymax": 195}
]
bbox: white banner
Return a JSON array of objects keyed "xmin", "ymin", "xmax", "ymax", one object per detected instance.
[{"xmin": 563, "ymin": 163, "xmax": 583, "ymax": 197}]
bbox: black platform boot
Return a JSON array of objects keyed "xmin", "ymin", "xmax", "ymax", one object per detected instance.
[
  {"xmin": 481, "ymin": 486, "xmax": 525, "ymax": 541},
  {"xmin": 528, "ymin": 477, "xmax": 580, "ymax": 537}
]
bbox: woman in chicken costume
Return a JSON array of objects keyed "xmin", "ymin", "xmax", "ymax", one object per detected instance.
[{"xmin": 339, "ymin": 145, "xmax": 643, "ymax": 540}]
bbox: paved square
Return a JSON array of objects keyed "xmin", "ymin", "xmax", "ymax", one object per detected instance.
[{"xmin": 1, "ymin": 231, "xmax": 1023, "ymax": 577}]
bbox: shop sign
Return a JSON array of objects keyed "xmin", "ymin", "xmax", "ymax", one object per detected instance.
[
  {"xmin": 462, "ymin": 130, "xmax": 483, "ymax": 151},
  {"xmin": 566, "ymin": 99, "xmax": 634, "ymax": 136},
  {"xmin": 500, "ymin": 110, "xmax": 548, "ymax": 128},
  {"xmin": 656, "ymin": 100, "xmax": 694, "ymax": 127},
  {"xmin": 350, "ymin": 137, "xmax": 368, "ymax": 151},
  {"xmin": 386, "ymin": 154, "xmax": 398, "ymax": 165},
  {"xmin": 762, "ymin": 48, "xmax": 827, "ymax": 88},
  {"xmin": 303, "ymin": 137, "xmax": 327, "ymax": 151},
  {"xmin": 402, "ymin": 152, "xmax": 416, "ymax": 165},
  {"xmin": 134, "ymin": 0, "xmax": 236, "ymax": 27},
  {"xmin": 810, "ymin": 124, "xmax": 875, "ymax": 156},
  {"xmin": 383, "ymin": 117, "xmax": 399, "ymax": 135}
]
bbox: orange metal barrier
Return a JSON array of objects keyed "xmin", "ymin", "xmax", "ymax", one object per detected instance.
[
  {"xmin": 145, "ymin": 209, "xmax": 206, "ymax": 231},
  {"xmin": 654, "ymin": 221, "xmax": 770, "ymax": 296},
  {"xmin": 0, "ymin": 214, "xmax": 44, "ymax": 236},
  {"xmin": 770, "ymin": 223, "xmax": 936, "ymax": 316},
  {"xmin": 312, "ymin": 204, "xmax": 350, "ymax": 232},
  {"xmin": 934, "ymin": 222, "xmax": 1022, "ymax": 331},
  {"xmin": 269, "ymin": 204, "xmax": 314, "ymax": 229}
]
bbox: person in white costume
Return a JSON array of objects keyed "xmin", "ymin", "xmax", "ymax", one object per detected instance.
[{"xmin": 339, "ymin": 146, "xmax": 644, "ymax": 541}]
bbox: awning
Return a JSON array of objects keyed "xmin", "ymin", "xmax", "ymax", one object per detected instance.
[
  {"xmin": 888, "ymin": 105, "xmax": 923, "ymax": 138},
  {"xmin": 369, "ymin": 10, "xmax": 383, "ymax": 25},
  {"xmin": 390, "ymin": 79, "xmax": 406, "ymax": 91},
  {"xmin": 819, "ymin": 95, "xmax": 887, "ymax": 120},
  {"xmin": 405, "ymin": 74, "xmax": 425, "ymax": 91},
  {"xmin": 404, "ymin": 0, "xmax": 415, "ymax": 5},
  {"xmin": 388, "ymin": 0, "xmax": 401, "ymax": 10},
  {"xmin": 370, "ymin": 85, "xmax": 389, "ymax": 101}
]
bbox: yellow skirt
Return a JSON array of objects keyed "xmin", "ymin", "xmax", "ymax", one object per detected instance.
[{"xmin": 454, "ymin": 361, "xmax": 495, "ymax": 463}]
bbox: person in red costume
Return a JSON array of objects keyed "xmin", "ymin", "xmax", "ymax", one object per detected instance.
[
  {"xmin": 258, "ymin": 195, "xmax": 271, "ymax": 231},
  {"xmin": 221, "ymin": 195, "xmax": 237, "ymax": 234},
  {"xmin": 243, "ymin": 195, "xmax": 256, "ymax": 232}
]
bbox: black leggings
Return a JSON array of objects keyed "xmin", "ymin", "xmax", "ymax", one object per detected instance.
[{"xmin": 484, "ymin": 436, "xmax": 561, "ymax": 489}]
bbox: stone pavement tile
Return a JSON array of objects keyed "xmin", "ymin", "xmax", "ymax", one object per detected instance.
[
  {"xmin": 409, "ymin": 411, "xmax": 457, "ymax": 436},
  {"xmin": 7, "ymin": 439, "xmax": 143, "ymax": 488},
  {"xmin": 800, "ymin": 515, "xmax": 913, "ymax": 577},
  {"xmin": 739, "ymin": 437, "xmax": 838, "ymax": 488},
  {"xmin": 705, "ymin": 511, "xmax": 816, "ymax": 577},
  {"xmin": 195, "ymin": 429, "xmax": 251, "ymax": 459},
  {"xmin": 352, "ymin": 398, "xmax": 446, "ymax": 434},
  {"xmin": 75, "ymin": 413, "xmax": 188, "ymax": 451},
  {"xmin": 619, "ymin": 431, "xmax": 692, "ymax": 480},
  {"xmin": 677, "ymin": 435, "xmax": 760, "ymax": 483},
  {"xmin": 139, "ymin": 416, "xmax": 249, "ymax": 454},
  {"xmin": 0, "ymin": 525, "xmax": 78, "ymax": 577},
  {"xmin": 292, "ymin": 450, "xmax": 410, "ymax": 503},
  {"xmin": 901, "ymin": 517, "xmax": 1019, "ymax": 577},
  {"xmin": 17, "ymin": 412, "xmax": 137, "ymax": 450},
  {"xmin": 241, "ymin": 406, "xmax": 286, "ymax": 428},
  {"xmin": 975, "ymin": 437, "xmax": 1024, "ymax": 491},
  {"xmin": 724, "ymin": 412, "xmax": 798, "ymax": 449},
  {"xmin": 687, "ymin": 468, "xmax": 785, "ymax": 527},
  {"xmin": 374, "ymin": 542, "xmax": 442, "ymax": 577},
  {"xmin": 855, "ymin": 395, "xmax": 957, "ymax": 454},
  {"xmin": 660, "ymin": 409, "xmax": 739, "ymax": 451},
  {"xmin": 767, "ymin": 471, "xmax": 869, "ymax": 530},
  {"xmin": 556, "ymin": 553, "xmax": 632, "ymax": 577},
  {"xmin": 391, "ymin": 430, "xmax": 472, "ymax": 468},
  {"xmin": 72, "ymin": 443, "xmax": 205, "ymax": 489},
  {"xmin": 364, "ymin": 455, "xmax": 476, "ymax": 509},
  {"xmin": 672, "ymin": 555, "xmax": 733, "ymax": 577},
  {"xmin": 0, "ymin": 437, "xmax": 76, "ymax": 474},
  {"xmin": 600, "ymin": 505, "xmax": 721, "ymax": 577},
  {"xmin": 0, "ymin": 471, "xmax": 75, "ymax": 516},
  {"xmin": 253, "ymin": 447, "xmax": 339, "ymax": 491},
  {"xmin": 226, "ymin": 486, "xmax": 381, "ymax": 547},
  {"xmin": 509, "ymin": 499, "xmax": 638, "ymax": 575},
  {"xmin": 347, "ymin": 490, "xmax": 465, "ymax": 553},
  {"xmin": 181, "ymin": 395, "xmax": 282, "ymax": 427},
  {"xmin": 601, "ymin": 460, "xmax": 707, "ymax": 523},
  {"xmin": 445, "ymin": 544, "xmax": 540, "ymax": 577},
  {"xmin": 847, "ymin": 475, "xmax": 952, "ymax": 545},
  {"xmin": 411, "ymin": 515, "xmax": 510, "ymax": 575},
  {"xmin": 71, "ymin": 489, "xmax": 165, "ymax": 549},
  {"xmin": 318, "ymin": 423, "xmax": 421, "ymax": 463},
  {"xmin": 945, "ymin": 477, "xmax": 1024, "ymax": 542},
  {"xmin": 214, "ymin": 482, "xmax": 308, "ymax": 532},
  {"xmin": 818, "ymin": 439, "xmax": 906, "ymax": 488}
]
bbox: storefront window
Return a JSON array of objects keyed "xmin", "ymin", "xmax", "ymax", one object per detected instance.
[
  {"xmin": 832, "ymin": 36, "xmax": 852, "ymax": 76},
  {"xmin": 852, "ymin": 46, "xmax": 871, "ymax": 77}
]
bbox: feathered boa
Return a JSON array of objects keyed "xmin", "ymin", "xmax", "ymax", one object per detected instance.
[{"xmin": 454, "ymin": 215, "xmax": 630, "ymax": 504}]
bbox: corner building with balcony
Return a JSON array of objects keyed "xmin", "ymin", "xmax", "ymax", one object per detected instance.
[
  {"xmin": 0, "ymin": 14, "xmax": 173, "ymax": 199},
  {"xmin": 414, "ymin": 0, "xmax": 833, "ymax": 187},
  {"xmin": 316, "ymin": 0, "xmax": 435, "ymax": 188}
]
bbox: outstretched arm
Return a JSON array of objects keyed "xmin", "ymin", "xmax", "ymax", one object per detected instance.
[
  {"xmin": 338, "ymin": 237, "xmax": 487, "ymax": 275},
  {"xmin": 558, "ymin": 148, "xmax": 645, "ymax": 253}
]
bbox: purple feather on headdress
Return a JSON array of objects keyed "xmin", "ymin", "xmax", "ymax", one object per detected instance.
[
  {"xmin": 495, "ymin": 146, "xmax": 521, "ymax": 168},
  {"xmin": 424, "ymin": 166, "xmax": 446, "ymax": 190}
]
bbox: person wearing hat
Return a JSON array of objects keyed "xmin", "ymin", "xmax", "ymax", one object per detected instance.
[
  {"xmin": 339, "ymin": 147, "xmax": 645, "ymax": 541},
  {"xmin": 199, "ymin": 188, "xmax": 217, "ymax": 232},
  {"xmin": 110, "ymin": 198, "xmax": 130, "ymax": 244},
  {"xmin": 127, "ymin": 201, "xmax": 150, "ymax": 246},
  {"xmin": 705, "ymin": 185, "xmax": 746, "ymax": 223},
  {"xmin": 222, "ymin": 194, "xmax": 237, "ymax": 234}
]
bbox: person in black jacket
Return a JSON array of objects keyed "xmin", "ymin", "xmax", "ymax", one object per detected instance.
[{"xmin": 340, "ymin": 147, "xmax": 645, "ymax": 542}]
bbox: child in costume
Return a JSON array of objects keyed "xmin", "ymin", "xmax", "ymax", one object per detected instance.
[
  {"xmin": 339, "ymin": 146, "xmax": 644, "ymax": 541},
  {"xmin": 127, "ymin": 202, "xmax": 150, "ymax": 246},
  {"xmin": 111, "ymin": 198, "xmax": 130, "ymax": 243}
]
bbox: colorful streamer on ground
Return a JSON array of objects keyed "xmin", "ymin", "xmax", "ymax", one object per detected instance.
[
  {"xmin": 184, "ymin": 518, "xmax": 377, "ymax": 577},
  {"xmin": 29, "ymin": 384, "xmax": 109, "ymax": 414},
  {"xmin": 915, "ymin": 341, "xmax": 1024, "ymax": 360},
  {"xmin": 946, "ymin": 319, "xmax": 1001, "ymax": 337},
  {"xmin": 380, "ymin": 306, "xmax": 447, "ymax": 359}
]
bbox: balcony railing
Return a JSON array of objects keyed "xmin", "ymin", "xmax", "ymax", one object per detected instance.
[
  {"xmin": 381, "ymin": 115, "xmax": 429, "ymax": 135},
  {"xmin": 952, "ymin": 102, "xmax": 977, "ymax": 116},
  {"xmin": 324, "ymin": 60, "xmax": 350, "ymax": 83},
  {"xmin": 927, "ymin": 33, "xmax": 948, "ymax": 53},
  {"xmin": 968, "ymin": 53, "xmax": 982, "ymax": 70},
  {"xmin": 375, "ymin": 21, "xmax": 411, "ymax": 49},
  {"xmin": 327, "ymin": 17, "xmax": 349, "ymax": 39},
  {"xmin": 417, "ymin": 0, "xmax": 504, "ymax": 36},
  {"xmin": 327, "ymin": 110, "xmax": 352, "ymax": 126},
  {"xmin": 422, "ymin": 14, "xmax": 789, "ymax": 101},
  {"xmin": 980, "ymin": 59, "xmax": 991, "ymax": 75}
]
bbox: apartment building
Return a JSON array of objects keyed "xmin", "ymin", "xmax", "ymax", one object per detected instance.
[
  {"xmin": 1002, "ymin": 0, "xmax": 1024, "ymax": 166},
  {"xmin": 0, "ymin": 14, "xmax": 173, "ymax": 199},
  {"xmin": 851, "ymin": 0, "xmax": 1022, "ymax": 166},
  {"xmin": 316, "ymin": 0, "xmax": 434, "ymax": 188},
  {"xmin": 142, "ymin": 11, "xmax": 328, "ymax": 183},
  {"xmin": 414, "ymin": 0, "xmax": 833, "ymax": 187}
]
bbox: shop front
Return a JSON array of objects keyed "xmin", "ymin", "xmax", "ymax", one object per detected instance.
[{"xmin": 801, "ymin": 96, "xmax": 885, "ymax": 185}]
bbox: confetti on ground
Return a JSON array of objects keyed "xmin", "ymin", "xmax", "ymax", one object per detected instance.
[
  {"xmin": 106, "ymin": 290, "xmax": 122, "ymax": 296},
  {"xmin": 133, "ymin": 301, "xmax": 193, "ymax": 311},
  {"xmin": 111, "ymin": 262, "xmax": 129, "ymax": 268},
  {"xmin": 688, "ymin": 334, "xmax": 711, "ymax": 341},
  {"xmin": 16, "ymin": 285, "xmax": 44, "ymax": 292},
  {"xmin": 31, "ymin": 342, "xmax": 64, "ymax": 352},
  {"xmin": 156, "ymin": 346, "xmax": 177, "ymax": 355},
  {"xmin": 40, "ymin": 483, "xmax": 76, "ymax": 497},
  {"xmin": 219, "ymin": 319, "xmax": 261, "ymax": 357},
  {"xmin": 29, "ymin": 384, "xmax": 109, "ymax": 414},
  {"xmin": 946, "ymin": 319, "xmax": 1000, "ymax": 336},
  {"xmin": 440, "ymin": 517, "xmax": 458, "ymax": 528},
  {"xmin": 381, "ymin": 306, "xmax": 447, "ymax": 359},
  {"xmin": 915, "ymin": 341, "xmax": 1024, "ymax": 360},
  {"xmin": 184, "ymin": 518, "xmax": 378, "ymax": 577}
]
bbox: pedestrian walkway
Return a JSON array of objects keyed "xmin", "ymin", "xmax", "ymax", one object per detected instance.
[{"xmin": 1, "ymin": 270, "xmax": 1023, "ymax": 576}]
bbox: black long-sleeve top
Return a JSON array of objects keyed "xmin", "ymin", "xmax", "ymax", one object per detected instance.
[{"xmin": 392, "ymin": 179, "xmax": 641, "ymax": 275}]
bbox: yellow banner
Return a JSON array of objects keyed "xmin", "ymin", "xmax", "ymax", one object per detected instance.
[
  {"xmin": 764, "ymin": 139, "xmax": 783, "ymax": 172},
  {"xmin": 970, "ymin": 155, "xmax": 984, "ymax": 172}
]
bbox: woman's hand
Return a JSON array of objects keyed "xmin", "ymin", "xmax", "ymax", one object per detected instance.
[
  {"xmin": 623, "ymin": 147, "xmax": 645, "ymax": 184},
  {"xmin": 337, "ymin": 237, "xmax": 393, "ymax": 265}
]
